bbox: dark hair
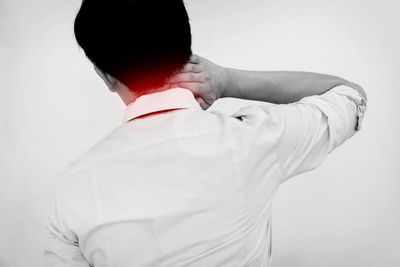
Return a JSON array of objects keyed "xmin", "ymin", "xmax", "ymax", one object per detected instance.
[{"xmin": 74, "ymin": 0, "xmax": 192, "ymax": 94}]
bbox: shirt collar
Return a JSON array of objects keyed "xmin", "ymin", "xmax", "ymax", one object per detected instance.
[{"xmin": 123, "ymin": 87, "xmax": 202, "ymax": 123}]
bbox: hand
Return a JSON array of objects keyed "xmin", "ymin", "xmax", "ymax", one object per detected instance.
[{"xmin": 166, "ymin": 55, "xmax": 228, "ymax": 110}]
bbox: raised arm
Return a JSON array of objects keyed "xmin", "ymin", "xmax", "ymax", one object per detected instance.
[
  {"xmin": 167, "ymin": 55, "xmax": 367, "ymax": 109},
  {"xmin": 222, "ymin": 69, "xmax": 367, "ymax": 104},
  {"xmin": 168, "ymin": 55, "xmax": 368, "ymax": 183}
]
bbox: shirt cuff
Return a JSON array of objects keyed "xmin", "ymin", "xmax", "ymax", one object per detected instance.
[{"xmin": 329, "ymin": 85, "xmax": 367, "ymax": 131}]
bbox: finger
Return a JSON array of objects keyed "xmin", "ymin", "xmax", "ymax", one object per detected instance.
[
  {"xmin": 166, "ymin": 73, "xmax": 202, "ymax": 84},
  {"xmin": 189, "ymin": 54, "xmax": 200, "ymax": 64},
  {"xmin": 179, "ymin": 63, "xmax": 202, "ymax": 73},
  {"xmin": 196, "ymin": 96, "xmax": 210, "ymax": 110},
  {"xmin": 169, "ymin": 82, "xmax": 201, "ymax": 94}
]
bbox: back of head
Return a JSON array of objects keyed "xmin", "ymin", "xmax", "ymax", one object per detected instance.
[{"xmin": 74, "ymin": 0, "xmax": 192, "ymax": 95}]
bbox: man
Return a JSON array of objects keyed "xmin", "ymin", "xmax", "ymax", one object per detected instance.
[{"xmin": 44, "ymin": 0, "xmax": 367, "ymax": 266}]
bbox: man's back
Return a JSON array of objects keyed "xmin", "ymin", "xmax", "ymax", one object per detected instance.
[
  {"xmin": 45, "ymin": 84, "xmax": 366, "ymax": 266},
  {"xmin": 45, "ymin": 90, "xmax": 279, "ymax": 266}
]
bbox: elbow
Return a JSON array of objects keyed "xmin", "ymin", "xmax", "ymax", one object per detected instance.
[{"xmin": 343, "ymin": 80, "xmax": 368, "ymax": 102}]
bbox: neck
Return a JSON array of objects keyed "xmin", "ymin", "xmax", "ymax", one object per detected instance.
[{"xmin": 118, "ymin": 84, "xmax": 173, "ymax": 106}]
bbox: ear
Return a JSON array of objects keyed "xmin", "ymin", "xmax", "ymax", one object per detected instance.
[{"xmin": 94, "ymin": 65, "xmax": 120, "ymax": 92}]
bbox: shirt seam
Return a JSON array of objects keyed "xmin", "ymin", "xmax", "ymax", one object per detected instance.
[
  {"xmin": 228, "ymin": 124, "xmax": 255, "ymax": 265},
  {"xmin": 274, "ymin": 103, "xmax": 305, "ymax": 183},
  {"xmin": 90, "ymin": 165, "xmax": 104, "ymax": 226},
  {"xmin": 89, "ymin": 164, "xmax": 110, "ymax": 265}
]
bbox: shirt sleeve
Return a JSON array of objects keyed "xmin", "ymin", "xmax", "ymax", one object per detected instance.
[
  {"xmin": 44, "ymin": 189, "xmax": 91, "ymax": 267},
  {"xmin": 229, "ymin": 85, "xmax": 367, "ymax": 183}
]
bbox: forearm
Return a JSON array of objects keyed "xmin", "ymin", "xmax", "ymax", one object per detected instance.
[{"xmin": 221, "ymin": 69, "xmax": 359, "ymax": 104}]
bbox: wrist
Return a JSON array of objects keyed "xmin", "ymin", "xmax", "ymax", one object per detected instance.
[{"xmin": 219, "ymin": 67, "xmax": 234, "ymax": 98}]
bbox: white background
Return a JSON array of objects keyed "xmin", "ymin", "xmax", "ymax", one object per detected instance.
[{"xmin": 1, "ymin": 0, "xmax": 399, "ymax": 266}]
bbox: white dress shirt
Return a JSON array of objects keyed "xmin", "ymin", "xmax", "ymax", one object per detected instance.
[{"xmin": 45, "ymin": 86, "xmax": 367, "ymax": 267}]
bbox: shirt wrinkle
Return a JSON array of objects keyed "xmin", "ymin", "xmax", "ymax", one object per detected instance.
[{"xmin": 70, "ymin": 131, "xmax": 221, "ymax": 175}]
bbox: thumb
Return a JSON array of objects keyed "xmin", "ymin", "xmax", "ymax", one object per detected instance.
[{"xmin": 196, "ymin": 97, "xmax": 210, "ymax": 110}]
